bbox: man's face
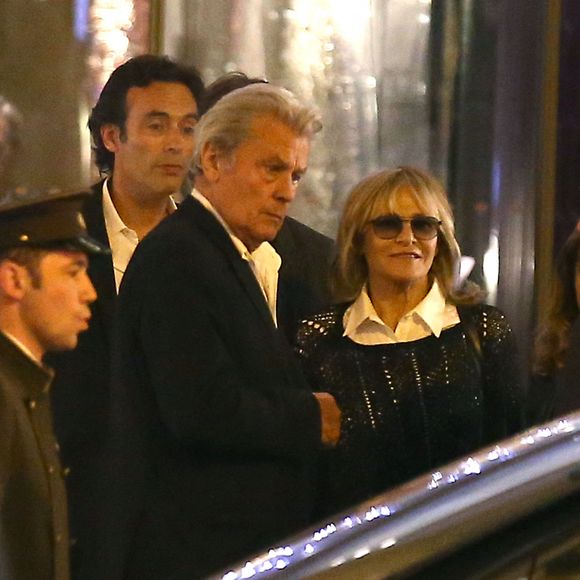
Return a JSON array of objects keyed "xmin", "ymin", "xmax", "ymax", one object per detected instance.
[
  {"xmin": 203, "ymin": 114, "xmax": 311, "ymax": 251},
  {"xmin": 19, "ymin": 251, "xmax": 97, "ymax": 357},
  {"xmin": 103, "ymin": 81, "xmax": 198, "ymax": 201}
]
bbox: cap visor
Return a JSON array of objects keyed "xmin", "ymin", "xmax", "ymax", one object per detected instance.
[{"xmin": 73, "ymin": 235, "xmax": 110, "ymax": 255}]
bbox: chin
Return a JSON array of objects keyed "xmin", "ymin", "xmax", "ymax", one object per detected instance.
[
  {"xmin": 49, "ymin": 337, "xmax": 79, "ymax": 353},
  {"xmin": 265, "ymin": 223, "xmax": 284, "ymax": 241}
]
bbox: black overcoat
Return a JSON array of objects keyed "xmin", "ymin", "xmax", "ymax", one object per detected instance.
[{"xmin": 100, "ymin": 196, "xmax": 325, "ymax": 580}]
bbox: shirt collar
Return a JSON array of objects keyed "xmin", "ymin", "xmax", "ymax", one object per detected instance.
[
  {"xmin": 343, "ymin": 286, "xmax": 384, "ymax": 338},
  {"xmin": 102, "ymin": 179, "xmax": 129, "ymax": 235},
  {"xmin": 412, "ymin": 280, "xmax": 449, "ymax": 337},
  {"xmin": 343, "ymin": 279, "xmax": 449, "ymax": 338},
  {"xmin": 102, "ymin": 179, "xmax": 178, "ymax": 237}
]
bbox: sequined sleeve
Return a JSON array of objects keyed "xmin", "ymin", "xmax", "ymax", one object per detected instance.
[{"xmin": 295, "ymin": 308, "xmax": 342, "ymax": 388}]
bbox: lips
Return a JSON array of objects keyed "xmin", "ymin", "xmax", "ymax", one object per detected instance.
[
  {"xmin": 158, "ymin": 164, "xmax": 185, "ymax": 175},
  {"xmin": 78, "ymin": 314, "xmax": 91, "ymax": 330},
  {"xmin": 265, "ymin": 212, "xmax": 285, "ymax": 223},
  {"xmin": 390, "ymin": 252, "xmax": 422, "ymax": 259}
]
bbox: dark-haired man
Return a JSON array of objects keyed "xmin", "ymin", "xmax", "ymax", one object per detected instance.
[
  {"xmin": 0, "ymin": 188, "xmax": 107, "ymax": 580},
  {"xmin": 47, "ymin": 54, "xmax": 204, "ymax": 577}
]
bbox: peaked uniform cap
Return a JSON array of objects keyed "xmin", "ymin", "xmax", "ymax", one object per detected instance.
[{"xmin": 0, "ymin": 187, "xmax": 109, "ymax": 254}]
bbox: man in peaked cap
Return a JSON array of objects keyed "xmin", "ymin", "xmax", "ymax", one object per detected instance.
[{"xmin": 0, "ymin": 188, "xmax": 106, "ymax": 580}]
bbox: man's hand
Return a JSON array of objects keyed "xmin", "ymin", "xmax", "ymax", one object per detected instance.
[{"xmin": 313, "ymin": 392, "xmax": 341, "ymax": 447}]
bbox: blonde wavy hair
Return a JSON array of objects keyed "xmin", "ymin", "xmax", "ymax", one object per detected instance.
[{"xmin": 332, "ymin": 166, "xmax": 483, "ymax": 304}]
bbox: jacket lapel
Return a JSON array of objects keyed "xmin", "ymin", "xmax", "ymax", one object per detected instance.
[
  {"xmin": 182, "ymin": 197, "xmax": 276, "ymax": 330},
  {"xmin": 83, "ymin": 182, "xmax": 117, "ymax": 344}
]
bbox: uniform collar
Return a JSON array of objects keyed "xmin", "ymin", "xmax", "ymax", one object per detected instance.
[{"xmin": 0, "ymin": 331, "xmax": 54, "ymax": 397}]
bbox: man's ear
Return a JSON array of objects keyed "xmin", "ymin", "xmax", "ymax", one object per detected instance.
[
  {"xmin": 100, "ymin": 124, "xmax": 122, "ymax": 154},
  {"xmin": 199, "ymin": 142, "xmax": 226, "ymax": 183},
  {"xmin": 0, "ymin": 260, "xmax": 29, "ymax": 301}
]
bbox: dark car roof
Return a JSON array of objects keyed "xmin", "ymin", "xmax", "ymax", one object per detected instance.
[{"xmin": 212, "ymin": 413, "xmax": 580, "ymax": 579}]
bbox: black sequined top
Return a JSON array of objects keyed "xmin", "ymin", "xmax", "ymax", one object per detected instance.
[{"xmin": 296, "ymin": 303, "xmax": 523, "ymax": 517}]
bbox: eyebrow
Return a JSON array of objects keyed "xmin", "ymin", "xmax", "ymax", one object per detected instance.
[
  {"xmin": 263, "ymin": 154, "xmax": 308, "ymax": 174},
  {"xmin": 144, "ymin": 111, "xmax": 199, "ymax": 121},
  {"xmin": 60, "ymin": 256, "xmax": 88, "ymax": 269}
]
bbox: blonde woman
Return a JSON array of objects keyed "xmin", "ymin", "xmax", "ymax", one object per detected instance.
[{"xmin": 296, "ymin": 166, "xmax": 523, "ymax": 516}]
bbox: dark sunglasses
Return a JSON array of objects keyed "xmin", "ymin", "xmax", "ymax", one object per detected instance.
[{"xmin": 369, "ymin": 215, "xmax": 442, "ymax": 240}]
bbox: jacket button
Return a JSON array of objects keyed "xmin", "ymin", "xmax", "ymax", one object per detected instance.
[
  {"xmin": 47, "ymin": 465, "xmax": 55, "ymax": 474},
  {"xmin": 63, "ymin": 467, "xmax": 71, "ymax": 477},
  {"xmin": 28, "ymin": 400, "xmax": 36, "ymax": 410}
]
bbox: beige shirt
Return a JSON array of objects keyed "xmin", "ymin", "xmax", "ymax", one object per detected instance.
[
  {"xmin": 343, "ymin": 280, "xmax": 460, "ymax": 345},
  {"xmin": 102, "ymin": 180, "xmax": 177, "ymax": 291},
  {"xmin": 191, "ymin": 189, "xmax": 281, "ymax": 326}
]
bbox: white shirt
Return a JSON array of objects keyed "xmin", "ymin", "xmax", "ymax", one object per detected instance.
[
  {"xmin": 191, "ymin": 189, "xmax": 281, "ymax": 325},
  {"xmin": 102, "ymin": 180, "xmax": 177, "ymax": 292},
  {"xmin": 343, "ymin": 280, "xmax": 460, "ymax": 345}
]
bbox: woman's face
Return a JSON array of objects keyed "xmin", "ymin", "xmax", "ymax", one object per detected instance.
[{"xmin": 361, "ymin": 187, "xmax": 439, "ymax": 290}]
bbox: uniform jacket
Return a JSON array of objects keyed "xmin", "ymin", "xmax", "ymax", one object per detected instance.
[
  {"xmin": 103, "ymin": 196, "xmax": 324, "ymax": 580},
  {"xmin": 0, "ymin": 332, "xmax": 69, "ymax": 580}
]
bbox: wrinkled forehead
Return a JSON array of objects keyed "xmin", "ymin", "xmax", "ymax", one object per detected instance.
[{"xmin": 368, "ymin": 184, "xmax": 440, "ymax": 220}]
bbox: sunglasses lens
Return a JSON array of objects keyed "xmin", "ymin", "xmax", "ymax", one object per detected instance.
[
  {"xmin": 371, "ymin": 216, "xmax": 440, "ymax": 239},
  {"xmin": 372, "ymin": 216, "xmax": 402, "ymax": 239},
  {"xmin": 411, "ymin": 218, "xmax": 439, "ymax": 240}
]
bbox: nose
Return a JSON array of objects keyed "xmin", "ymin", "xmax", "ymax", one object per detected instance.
[
  {"xmin": 81, "ymin": 272, "xmax": 97, "ymax": 304},
  {"xmin": 275, "ymin": 174, "xmax": 298, "ymax": 203},
  {"xmin": 395, "ymin": 221, "xmax": 416, "ymax": 244},
  {"xmin": 164, "ymin": 124, "xmax": 187, "ymax": 152}
]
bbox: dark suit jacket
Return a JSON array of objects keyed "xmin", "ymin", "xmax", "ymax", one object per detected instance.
[
  {"xmin": 273, "ymin": 216, "xmax": 334, "ymax": 343},
  {"xmin": 104, "ymin": 196, "xmax": 323, "ymax": 580}
]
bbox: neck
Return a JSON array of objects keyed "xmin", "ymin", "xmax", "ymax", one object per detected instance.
[
  {"xmin": 109, "ymin": 176, "xmax": 173, "ymax": 240},
  {"xmin": 368, "ymin": 277, "xmax": 430, "ymax": 330},
  {"xmin": 194, "ymin": 181, "xmax": 260, "ymax": 252},
  {"xmin": 0, "ymin": 315, "xmax": 43, "ymax": 362}
]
